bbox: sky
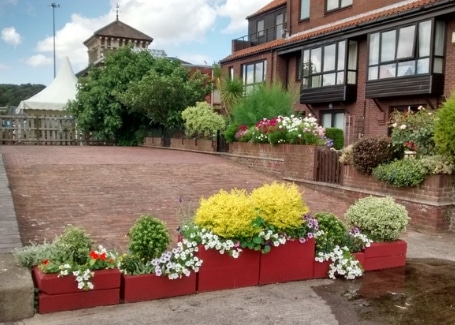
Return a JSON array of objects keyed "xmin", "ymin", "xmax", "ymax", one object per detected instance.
[{"xmin": 0, "ymin": 0, "xmax": 270, "ymax": 86}]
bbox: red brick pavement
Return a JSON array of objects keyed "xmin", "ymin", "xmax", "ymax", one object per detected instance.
[{"xmin": 1, "ymin": 146, "xmax": 350, "ymax": 252}]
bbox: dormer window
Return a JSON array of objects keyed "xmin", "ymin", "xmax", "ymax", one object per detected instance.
[
  {"xmin": 257, "ymin": 20, "xmax": 265, "ymax": 37},
  {"xmin": 300, "ymin": 0, "xmax": 310, "ymax": 21}
]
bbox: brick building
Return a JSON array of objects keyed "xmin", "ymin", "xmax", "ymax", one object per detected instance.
[{"xmin": 220, "ymin": 0, "xmax": 455, "ymax": 145}]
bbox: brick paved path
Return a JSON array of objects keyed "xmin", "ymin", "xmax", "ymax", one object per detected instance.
[{"xmin": 1, "ymin": 146, "xmax": 350, "ymax": 252}]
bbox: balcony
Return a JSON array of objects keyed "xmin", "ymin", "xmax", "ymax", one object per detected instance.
[{"xmin": 232, "ymin": 24, "xmax": 285, "ymax": 53}]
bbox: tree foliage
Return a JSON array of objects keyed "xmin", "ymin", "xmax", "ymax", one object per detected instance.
[
  {"xmin": 434, "ymin": 92, "xmax": 455, "ymax": 158},
  {"xmin": 67, "ymin": 47, "xmax": 210, "ymax": 145},
  {"xmin": 0, "ymin": 84, "xmax": 45, "ymax": 107}
]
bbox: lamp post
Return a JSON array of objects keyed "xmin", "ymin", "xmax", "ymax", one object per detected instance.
[{"xmin": 50, "ymin": 3, "xmax": 60, "ymax": 78}]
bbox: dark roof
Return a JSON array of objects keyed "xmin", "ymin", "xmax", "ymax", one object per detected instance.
[
  {"xmin": 83, "ymin": 20, "xmax": 153, "ymax": 45},
  {"xmin": 247, "ymin": 0, "xmax": 286, "ymax": 18},
  {"xmin": 221, "ymin": 0, "xmax": 446, "ymax": 63}
]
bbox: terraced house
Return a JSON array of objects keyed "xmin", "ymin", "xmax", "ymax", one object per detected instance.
[{"xmin": 220, "ymin": 0, "xmax": 455, "ymax": 145}]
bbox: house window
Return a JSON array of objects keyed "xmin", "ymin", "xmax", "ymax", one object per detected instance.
[
  {"xmin": 321, "ymin": 110, "xmax": 345, "ymax": 131},
  {"xmin": 302, "ymin": 40, "xmax": 358, "ymax": 89},
  {"xmin": 276, "ymin": 13, "xmax": 285, "ymax": 39},
  {"xmin": 368, "ymin": 20, "xmax": 445, "ymax": 81},
  {"xmin": 228, "ymin": 67, "xmax": 234, "ymax": 80},
  {"xmin": 242, "ymin": 60, "xmax": 267, "ymax": 94},
  {"xmin": 296, "ymin": 54, "xmax": 302, "ymax": 81},
  {"xmin": 326, "ymin": 0, "xmax": 353, "ymax": 12},
  {"xmin": 257, "ymin": 20, "xmax": 265, "ymax": 37},
  {"xmin": 300, "ymin": 0, "xmax": 310, "ymax": 21}
]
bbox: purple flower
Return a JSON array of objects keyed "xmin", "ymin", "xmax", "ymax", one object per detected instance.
[
  {"xmin": 307, "ymin": 233, "xmax": 314, "ymax": 239},
  {"xmin": 299, "ymin": 237, "xmax": 307, "ymax": 244}
]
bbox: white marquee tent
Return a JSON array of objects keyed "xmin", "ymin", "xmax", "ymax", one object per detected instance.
[{"xmin": 15, "ymin": 57, "xmax": 78, "ymax": 114}]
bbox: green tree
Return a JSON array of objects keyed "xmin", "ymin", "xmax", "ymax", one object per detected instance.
[
  {"xmin": 118, "ymin": 58, "xmax": 210, "ymax": 137},
  {"xmin": 0, "ymin": 84, "xmax": 45, "ymax": 107},
  {"xmin": 434, "ymin": 92, "xmax": 455, "ymax": 158},
  {"xmin": 67, "ymin": 47, "xmax": 154, "ymax": 145}
]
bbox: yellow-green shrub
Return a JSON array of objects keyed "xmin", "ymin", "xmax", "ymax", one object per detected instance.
[
  {"xmin": 250, "ymin": 182, "xmax": 308, "ymax": 231},
  {"xmin": 194, "ymin": 182, "xmax": 309, "ymax": 239},
  {"xmin": 194, "ymin": 189, "xmax": 257, "ymax": 238}
]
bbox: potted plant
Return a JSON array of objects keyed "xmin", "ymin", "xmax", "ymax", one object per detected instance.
[
  {"xmin": 344, "ymin": 196, "xmax": 409, "ymax": 271},
  {"xmin": 119, "ymin": 215, "xmax": 200, "ymax": 303},
  {"xmin": 14, "ymin": 226, "xmax": 120, "ymax": 314},
  {"xmin": 180, "ymin": 181, "xmax": 319, "ymax": 290}
]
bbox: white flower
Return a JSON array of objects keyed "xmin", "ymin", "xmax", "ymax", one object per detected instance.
[{"xmin": 400, "ymin": 124, "xmax": 407, "ymax": 130}]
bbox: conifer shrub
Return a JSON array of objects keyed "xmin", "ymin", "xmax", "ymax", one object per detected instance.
[
  {"xmin": 128, "ymin": 215, "xmax": 170, "ymax": 260},
  {"xmin": 325, "ymin": 128, "xmax": 344, "ymax": 150},
  {"xmin": 434, "ymin": 93, "xmax": 455, "ymax": 158}
]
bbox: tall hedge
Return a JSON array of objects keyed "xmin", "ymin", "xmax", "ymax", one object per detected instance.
[
  {"xmin": 434, "ymin": 93, "xmax": 455, "ymax": 158},
  {"xmin": 325, "ymin": 128, "xmax": 344, "ymax": 150}
]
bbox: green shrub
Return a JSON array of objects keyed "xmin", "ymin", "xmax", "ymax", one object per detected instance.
[
  {"xmin": 434, "ymin": 93, "xmax": 455, "ymax": 158},
  {"xmin": 223, "ymin": 123, "xmax": 239, "ymax": 143},
  {"xmin": 372, "ymin": 158, "xmax": 427, "ymax": 187},
  {"xmin": 181, "ymin": 101, "xmax": 226, "ymax": 138},
  {"xmin": 352, "ymin": 137, "xmax": 395, "ymax": 174},
  {"xmin": 344, "ymin": 196, "xmax": 409, "ymax": 242},
  {"xmin": 419, "ymin": 155, "xmax": 455, "ymax": 175},
  {"xmin": 389, "ymin": 107, "xmax": 436, "ymax": 157},
  {"xmin": 231, "ymin": 82, "xmax": 295, "ymax": 126},
  {"xmin": 325, "ymin": 128, "xmax": 344, "ymax": 150},
  {"xmin": 13, "ymin": 241, "xmax": 57, "ymax": 268},
  {"xmin": 128, "ymin": 215, "xmax": 170, "ymax": 260},
  {"xmin": 313, "ymin": 212, "xmax": 347, "ymax": 254},
  {"xmin": 53, "ymin": 226, "xmax": 92, "ymax": 265}
]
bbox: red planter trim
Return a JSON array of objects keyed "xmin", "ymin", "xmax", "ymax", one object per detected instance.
[
  {"xmin": 259, "ymin": 239, "xmax": 315, "ymax": 285},
  {"xmin": 33, "ymin": 267, "xmax": 121, "ymax": 295},
  {"xmin": 121, "ymin": 273, "xmax": 196, "ymax": 303}
]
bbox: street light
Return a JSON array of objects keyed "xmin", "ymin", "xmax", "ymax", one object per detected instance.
[{"xmin": 50, "ymin": 3, "xmax": 60, "ymax": 78}]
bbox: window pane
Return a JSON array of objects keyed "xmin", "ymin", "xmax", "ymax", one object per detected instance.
[
  {"xmin": 418, "ymin": 20, "xmax": 431, "ymax": 57},
  {"xmin": 302, "ymin": 77, "xmax": 309, "ymax": 89},
  {"xmin": 276, "ymin": 14, "xmax": 284, "ymax": 39},
  {"xmin": 323, "ymin": 73, "xmax": 336, "ymax": 86},
  {"xmin": 300, "ymin": 0, "xmax": 310, "ymax": 20},
  {"xmin": 246, "ymin": 64, "xmax": 254, "ymax": 84},
  {"xmin": 368, "ymin": 66, "xmax": 378, "ymax": 80},
  {"xmin": 381, "ymin": 30, "xmax": 396, "ymax": 62},
  {"xmin": 434, "ymin": 21, "xmax": 445, "ymax": 56},
  {"xmin": 337, "ymin": 41, "xmax": 346, "ymax": 70},
  {"xmin": 334, "ymin": 112, "xmax": 345, "ymax": 130},
  {"xmin": 341, "ymin": 0, "xmax": 352, "ymax": 7},
  {"xmin": 347, "ymin": 71, "xmax": 356, "ymax": 84},
  {"xmin": 323, "ymin": 44, "xmax": 336, "ymax": 72},
  {"xmin": 379, "ymin": 63, "xmax": 396, "ymax": 79},
  {"xmin": 397, "ymin": 61, "xmax": 415, "ymax": 76},
  {"xmin": 369, "ymin": 33, "xmax": 380, "ymax": 65},
  {"xmin": 303, "ymin": 50, "xmax": 310, "ymax": 76},
  {"xmin": 348, "ymin": 41, "xmax": 357, "ymax": 69},
  {"xmin": 327, "ymin": 0, "xmax": 338, "ymax": 11},
  {"xmin": 312, "ymin": 75, "xmax": 322, "ymax": 87},
  {"xmin": 433, "ymin": 57, "xmax": 443, "ymax": 73},
  {"xmin": 311, "ymin": 48, "xmax": 322, "ymax": 73},
  {"xmin": 417, "ymin": 58, "xmax": 429, "ymax": 74},
  {"xmin": 322, "ymin": 113, "xmax": 332, "ymax": 128},
  {"xmin": 336, "ymin": 72, "xmax": 345, "ymax": 84},
  {"xmin": 255, "ymin": 62, "xmax": 263, "ymax": 82},
  {"xmin": 258, "ymin": 20, "xmax": 264, "ymax": 37},
  {"xmin": 397, "ymin": 26, "xmax": 415, "ymax": 59}
]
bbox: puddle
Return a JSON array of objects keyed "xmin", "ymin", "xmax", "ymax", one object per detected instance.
[{"xmin": 313, "ymin": 258, "xmax": 455, "ymax": 325}]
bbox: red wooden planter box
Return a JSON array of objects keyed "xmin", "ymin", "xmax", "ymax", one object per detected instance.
[
  {"xmin": 33, "ymin": 267, "xmax": 121, "ymax": 294},
  {"xmin": 313, "ymin": 252, "xmax": 365, "ymax": 279},
  {"xmin": 197, "ymin": 246, "xmax": 260, "ymax": 292},
  {"xmin": 33, "ymin": 267, "xmax": 121, "ymax": 313},
  {"xmin": 362, "ymin": 240, "xmax": 407, "ymax": 271},
  {"xmin": 121, "ymin": 273, "xmax": 196, "ymax": 303},
  {"xmin": 38, "ymin": 289, "xmax": 120, "ymax": 314},
  {"xmin": 259, "ymin": 239, "xmax": 315, "ymax": 285}
]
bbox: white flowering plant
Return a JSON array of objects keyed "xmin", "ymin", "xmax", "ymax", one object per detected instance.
[{"xmin": 315, "ymin": 245, "xmax": 363, "ymax": 280}]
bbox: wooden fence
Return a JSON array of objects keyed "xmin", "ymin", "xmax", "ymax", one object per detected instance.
[
  {"xmin": 315, "ymin": 147, "xmax": 342, "ymax": 184},
  {"xmin": 0, "ymin": 115, "xmax": 76, "ymax": 145}
]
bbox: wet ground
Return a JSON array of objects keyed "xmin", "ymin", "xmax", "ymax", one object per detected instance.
[{"xmin": 314, "ymin": 258, "xmax": 455, "ymax": 325}]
